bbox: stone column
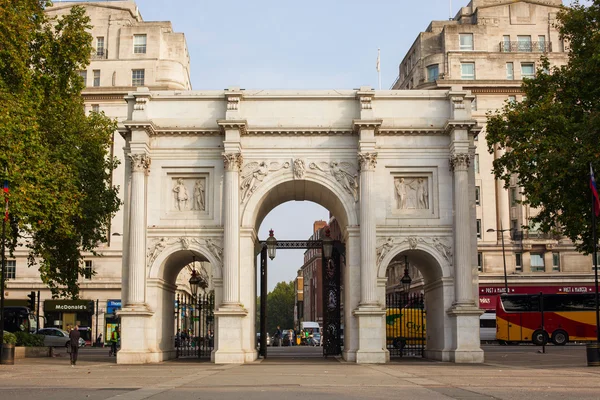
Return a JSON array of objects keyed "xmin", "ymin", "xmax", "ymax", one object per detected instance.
[
  {"xmin": 127, "ymin": 153, "xmax": 151, "ymax": 306},
  {"xmin": 450, "ymin": 153, "xmax": 474, "ymax": 306},
  {"xmin": 358, "ymin": 152, "xmax": 378, "ymax": 306},
  {"xmin": 222, "ymin": 152, "xmax": 243, "ymax": 306}
]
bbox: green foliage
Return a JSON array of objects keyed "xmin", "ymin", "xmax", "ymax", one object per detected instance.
[
  {"xmin": 486, "ymin": 0, "xmax": 600, "ymax": 254},
  {"xmin": 14, "ymin": 331, "xmax": 45, "ymax": 347},
  {"xmin": 0, "ymin": 1, "xmax": 121, "ymax": 296},
  {"xmin": 259, "ymin": 281, "xmax": 296, "ymax": 334},
  {"xmin": 2, "ymin": 331, "xmax": 17, "ymax": 345}
]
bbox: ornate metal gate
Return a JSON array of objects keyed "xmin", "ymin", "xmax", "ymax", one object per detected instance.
[
  {"xmin": 175, "ymin": 292, "xmax": 215, "ymax": 359},
  {"xmin": 322, "ymin": 246, "xmax": 342, "ymax": 356},
  {"xmin": 385, "ymin": 292, "xmax": 425, "ymax": 358}
]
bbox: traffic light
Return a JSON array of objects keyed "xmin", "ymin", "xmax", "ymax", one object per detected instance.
[{"xmin": 27, "ymin": 291, "xmax": 36, "ymax": 310}]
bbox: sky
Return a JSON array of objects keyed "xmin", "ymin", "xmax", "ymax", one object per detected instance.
[{"xmin": 131, "ymin": 0, "xmax": 579, "ymax": 290}]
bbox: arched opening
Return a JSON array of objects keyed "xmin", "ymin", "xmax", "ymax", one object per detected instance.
[
  {"xmin": 145, "ymin": 241, "xmax": 221, "ymax": 361},
  {"xmin": 380, "ymin": 244, "xmax": 452, "ymax": 360},
  {"xmin": 240, "ymin": 174, "xmax": 358, "ymax": 360}
]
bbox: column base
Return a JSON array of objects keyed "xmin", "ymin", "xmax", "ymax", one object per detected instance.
[
  {"xmin": 343, "ymin": 349, "xmax": 357, "ymax": 362},
  {"xmin": 213, "ymin": 306, "xmax": 247, "ymax": 364},
  {"xmin": 353, "ymin": 306, "xmax": 387, "ymax": 364},
  {"xmin": 447, "ymin": 304, "xmax": 484, "ymax": 364},
  {"xmin": 117, "ymin": 306, "xmax": 155, "ymax": 365}
]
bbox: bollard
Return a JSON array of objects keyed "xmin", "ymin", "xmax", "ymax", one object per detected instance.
[
  {"xmin": 586, "ymin": 343, "xmax": 600, "ymax": 366},
  {"xmin": 1, "ymin": 343, "xmax": 15, "ymax": 365}
]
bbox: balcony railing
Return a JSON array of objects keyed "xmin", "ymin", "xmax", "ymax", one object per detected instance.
[
  {"xmin": 499, "ymin": 41, "xmax": 551, "ymax": 53},
  {"xmin": 91, "ymin": 50, "xmax": 107, "ymax": 60}
]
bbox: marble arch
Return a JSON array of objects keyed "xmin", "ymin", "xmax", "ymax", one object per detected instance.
[{"xmin": 117, "ymin": 86, "xmax": 484, "ymax": 365}]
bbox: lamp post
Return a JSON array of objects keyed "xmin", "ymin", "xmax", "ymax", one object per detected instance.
[
  {"xmin": 400, "ymin": 255, "xmax": 412, "ymax": 294},
  {"xmin": 487, "ymin": 222, "xmax": 510, "ymax": 293},
  {"xmin": 322, "ymin": 228, "xmax": 333, "ymax": 259},
  {"xmin": 266, "ymin": 229, "xmax": 277, "ymax": 260}
]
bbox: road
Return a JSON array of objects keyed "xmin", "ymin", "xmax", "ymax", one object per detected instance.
[{"xmin": 1, "ymin": 344, "xmax": 600, "ymax": 400}]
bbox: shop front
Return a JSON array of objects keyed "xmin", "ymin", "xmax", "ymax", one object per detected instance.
[
  {"xmin": 105, "ymin": 299, "xmax": 121, "ymax": 345},
  {"xmin": 479, "ymin": 284, "xmax": 596, "ymax": 310},
  {"xmin": 44, "ymin": 300, "xmax": 94, "ymax": 332}
]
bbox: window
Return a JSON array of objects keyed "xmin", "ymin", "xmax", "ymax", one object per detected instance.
[
  {"xmin": 91, "ymin": 104, "xmax": 100, "ymax": 113},
  {"xmin": 460, "ymin": 62, "xmax": 475, "ymax": 80},
  {"xmin": 84, "ymin": 260, "xmax": 93, "ymax": 279},
  {"xmin": 477, "ymin": 252, "xmax": 483, "ymax": 272},
  {"xmin": 132, "ymin": 69, "xmax": 145, "ymax": 86},
  {"xmin": 427, "ymin": 64, "xmax": 439, "ymax": 82},
  {"xmin": 530, "ymin": 253, "xmax": 545, "ymax": 272},
  {"xmin": 474, "ymin": 154, "xmax": 480, "ymax": 173},
  {"xmin": 521, "ymin": 63, "xmax": 535, "ymax": 79},
  {"xmin": 515, "ymin": 253, "xmax": 523, "ymax": 272},
  {"xmin": 510, "ymin": 187, "xmax": 518, "ymax": 206},
  {"xmin": 476, "ymin": 219, "xmax": 482, "ymax": 239},
  {"xmin": 78, "ymin": 70, "xmax": 87, "ymax": 86},
  {"xmin": 134, "ymin": 34, "xmax": 147, "ymax": 54},
  {"xmin": 502, "ymin": 35, "xmax": 511, "ymax": 52},
  {"xmin": 96, "ymin": 36, "xmax": 104, "ymax": 56},
  {"xmin": 538, "ymin": 35, "xmax": 546, "ymax": 52},
  {"xmin": 506, "ymin": 62, "xmax": 514, "ymax": 80},
  {"xmin": 517, "ymin": 35, "xmax": 532, "ymax": 52},
  {"xmin": 475, "ymin": 186, "xmax": 481, "ymax": 205},
  {"xmin": 6, "ymin": 260, "xmax": 15, "ymax": 279},
  {"xmin": 508, "ymin": 95, "xmax": 516, "ymax": 103},
  {"xmin": 552, "ymin": 253, "xmax": 560, "ymax": 272},
  {"xmin": 93, "ymin": 70, "xmax": 100, "ymax": 87},
  {"xmin": 459, "ymin": 33, "xmax": 474, "ymax": 51}
]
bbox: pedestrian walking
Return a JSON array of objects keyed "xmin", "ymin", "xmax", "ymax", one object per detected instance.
[
  {"xmin": 69, "ymin": 325, "xmax": 80, "ymax": 367},
  {"xmin": 109, "ymin": 326, "xmax": 119, "ymax": 357},
  {"xmin": 274, "ymin": 326, "xmax": 282, "ymax": 347}
]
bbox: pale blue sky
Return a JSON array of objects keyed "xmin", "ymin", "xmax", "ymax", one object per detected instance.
[{"xmin": 133, "ymin": 0, "xmax": 577, "ymax": 289}]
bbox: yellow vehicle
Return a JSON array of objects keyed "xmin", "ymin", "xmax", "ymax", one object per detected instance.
[{"xmin": 386, "ymin": 307, "xmax": 426, "ymax": 349}]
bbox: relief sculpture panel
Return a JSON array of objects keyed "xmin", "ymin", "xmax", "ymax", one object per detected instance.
[
  {"xmin": 172, "ymin": 177, "xmax": 206, "ymax": 212},
  {"xmin": 394, "ymin": 177, "xmax": 429, "ymax": 210}
]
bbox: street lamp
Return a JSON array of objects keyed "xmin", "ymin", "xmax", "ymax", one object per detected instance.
[
  {"xmin": 266, "ymin": 229, "xmax": 277, "ymax": 260},
  {"xmin": 188, "ymin": 256, "xmax": 207, "ymax": 299},
  {"xmin": 322, "ymin": 228, "xmax": 333, "ymax": 259},
  {"xmin": 400, "ymin": 255, "xmax": 412, "ymax": 293},
  {"xmin": 487, "ymin": 221, "xmax": 510, "ymax": 293}
]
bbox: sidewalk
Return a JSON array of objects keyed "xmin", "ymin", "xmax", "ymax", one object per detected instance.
[{"xmin": 1, "ymin": 345, "xmax": 600, "ymax": 400}]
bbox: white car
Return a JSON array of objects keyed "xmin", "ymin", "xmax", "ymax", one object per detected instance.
[{"xmin": 37, "ymin": 328, "xmax": 85, "ymax": 348}]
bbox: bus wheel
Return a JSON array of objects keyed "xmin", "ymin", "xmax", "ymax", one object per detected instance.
[
  {"xmin": 551, "ymin": 330, "xmax": 568, "ymax": 346},
  {"xmin": 532, "ymin": 330, "xmax": 548, "ymax": 346}
]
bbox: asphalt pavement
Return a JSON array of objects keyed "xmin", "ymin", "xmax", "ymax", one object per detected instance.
[{"xmin": 2, "ymin": 344, "xmax": 600, "ymax": 400}]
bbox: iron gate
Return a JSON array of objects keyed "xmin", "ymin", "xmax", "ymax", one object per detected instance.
[
  {"xmin": 175, "ymin": 292, "xmax": 215, "ymax": 359},
  {"xmin": 385, "ymin": 292, "xmax": 425, "ymax": 358},
  {"xmin": 322, "ymin": 246, "xmax": 342, "ymax": 357}
]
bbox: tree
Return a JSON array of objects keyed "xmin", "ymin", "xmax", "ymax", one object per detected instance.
[
  {"xmin": 266, "ymin": 281, "xmax": 295, "ymax": 334},
  {"xmin": 486, "ymin": 1, "xmax": 600, "ymax": 254},
  {"xmin": 0, "ymin": 1, "xmax": 120, "ymax": 297}
]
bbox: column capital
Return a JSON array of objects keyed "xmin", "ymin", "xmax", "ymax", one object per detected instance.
[
  {"xmin": 449, "ymin": 153, "xmax": 470, "ymax": 172},
  {"xmin": 129, "ymin": 153, "xmax": 151, "ymax": 174},
  {"xmin": 223, "ymin": 152, "xmax": 243, "ymax": 171},
  {"xmin": 358, "ymin": 152, "xmax": 378, "ymax": 171}
]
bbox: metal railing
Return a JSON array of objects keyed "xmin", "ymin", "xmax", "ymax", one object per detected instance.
[
  {"xmin": 91, "ymin": 50, "xmax": 107, "ymax": 60},
  {"xmin": 386, "ymin": 292, "xmax": 425, "ymax": 358},
  {"xmin": 499, "ymin": 41, "xmax": 551, "ymax": 53}
]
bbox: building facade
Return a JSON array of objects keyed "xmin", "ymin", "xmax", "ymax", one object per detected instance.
[
  {"xmin": 4, "ymin": 1, "xmax": 192, "ymax": 343},
  {"xmin": 391, "ymin": 0, "xmax": 595, "ymax": 308}
]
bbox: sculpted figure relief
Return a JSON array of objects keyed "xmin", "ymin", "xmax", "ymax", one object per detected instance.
[
  {"xmin": 395, "ymin": 177, "xmax": 429, "ymax": 210},
  {"xmin": 309, "ymin": 161, "xmax": 358, "ymax": 201},
  {"xmin": 193, "ymin": 179, "xmax": 205, "ymax": 211},
  {"xmin": 240, "ymin": 161, "xmax": 290, "ymax": 203},
  {"xmin": 173, "ymin": 178, "xmax": 189, "ymax": 211},
  {"xmin": 293, "ymin": 159, "xmax": 305, "ymax": 179}
]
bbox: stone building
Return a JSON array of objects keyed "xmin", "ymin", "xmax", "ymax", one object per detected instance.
[
  {"xmin": 4, "ymin": 1, "xmax": 192, "ymax": 343},
  {"xmin": 391, "ymin": 0, "xmax": 596, "ymax": 308}
]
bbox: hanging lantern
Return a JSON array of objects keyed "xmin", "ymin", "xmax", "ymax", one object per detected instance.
[{"xmin": 266, "ymin": 229, "xmax": 277, "ymax": 260}]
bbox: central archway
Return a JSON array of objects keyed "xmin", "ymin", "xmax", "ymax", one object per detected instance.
[{"xmin": 239, "ymin": 168, "xmax": 360, "ymax": 361}]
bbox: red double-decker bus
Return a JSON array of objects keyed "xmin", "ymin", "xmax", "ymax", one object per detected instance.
[{"xmin": 496, "ymin": 293, "xmax": 598, "ymax": 345}]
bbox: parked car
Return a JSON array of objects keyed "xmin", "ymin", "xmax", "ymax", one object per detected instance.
[
  {"xmin": 37, "ymin": 328, "xmax": 85, "ymax": 348},
  {"xmin": 312, "ymin": 332, "xmax": 322, "ymax": 346},
  {"xmin": 256, "ymin": 332, "xmax": 271, "ymax": 347}
]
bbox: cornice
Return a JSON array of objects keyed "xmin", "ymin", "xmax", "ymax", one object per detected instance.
[
  {"xmin": 123, "ymin": 121, "xmax": 158, "ymax": 136},
  {"xmin": 245, "ymin": 129, "xmax": 353, "ymax": 136},
  {"xmin": 444, "ymin": 120, "xmax": 478, "ymax": 133},
  {"xmin": 352, "ymin": 119, "xmax": 383, "ymax": 134},
  {"xmin": 378, "ymin": 128, "xmax": 446, "ymax": 136},
  {"xmin": 217, "ymin": 119, "xmax": 248, "ymax": 135}
]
